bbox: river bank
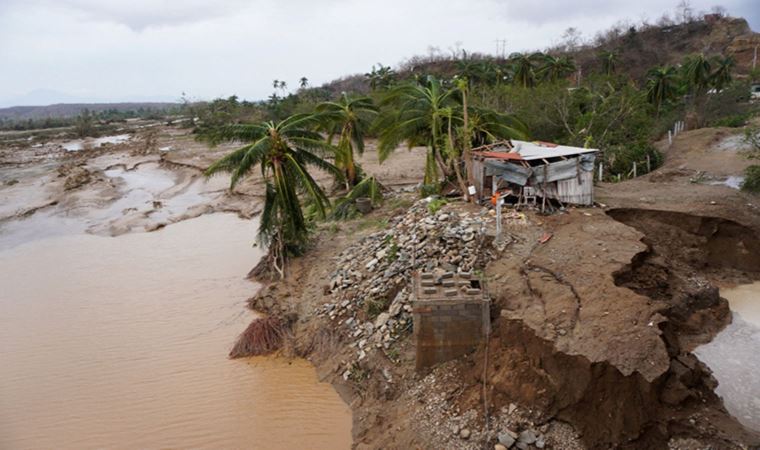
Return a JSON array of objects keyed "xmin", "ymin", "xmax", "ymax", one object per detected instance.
[{"xmin": 0, "ymin": 124, "xmax": 354, "ymax": 449}]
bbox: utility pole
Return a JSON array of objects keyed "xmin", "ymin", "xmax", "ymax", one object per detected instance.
[
  {"xmin": 494, "ymin": 39, "xmax": 507, "ymax": 58},
  {"xmin": 753, "ymin": 45, "xmax": 758, "ymax": 70}
]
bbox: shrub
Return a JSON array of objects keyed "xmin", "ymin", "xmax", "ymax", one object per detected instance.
[
  {"xmin": 742, "ymin": 165, "xmax": 760, "ymax": 193},
  {"xmin": 603, "ymin": 143, "xmax": 662, "ymax": 178},
  {"xmin": 711, "ymin": 114, "xmax": 748, "ymax": 128}
]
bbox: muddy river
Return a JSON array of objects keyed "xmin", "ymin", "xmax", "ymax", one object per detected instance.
[
  {"xmin": 696, "ymin": 282, "xmax": 760, "ymax": 432},
  {"xmin": 0, "ymin": 213, "xmax": 351, "ymax": 449}
]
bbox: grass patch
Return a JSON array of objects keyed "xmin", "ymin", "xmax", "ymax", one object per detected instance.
[{"xmin": 427, "ymin": 198, "xmax": 448, "ymax": 214}]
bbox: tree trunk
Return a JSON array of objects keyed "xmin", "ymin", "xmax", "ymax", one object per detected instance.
[{"xmin": 461, "ymin": 86, "xmax": 474, "ymax": 201}]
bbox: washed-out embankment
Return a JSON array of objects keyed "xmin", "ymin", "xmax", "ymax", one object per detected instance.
[{"xmin": 249, "ymin": 202, "xmax": 760, "ymax": 449}]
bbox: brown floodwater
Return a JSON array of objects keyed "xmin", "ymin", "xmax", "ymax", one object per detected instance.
[
  {"xmin": 695, "ymin": 282, "xmax": 760, "ymax": 432},
  {"xmin": 0, "ymin": 213, "xmax": 352, "ymax": 450}
]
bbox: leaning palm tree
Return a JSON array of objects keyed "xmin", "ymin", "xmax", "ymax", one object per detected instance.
[
  {"xmin": 538, "ymin": 55, "xmax": 577, "ymax": 82},
  {"xmin": 314, "ymin": 93, "xmax": 378, "ymax": 188},
  {"xmin": 200, "ymin": 114, "xmax": 340, "ymax": 278},
  {"xmin": 646, "ymin": 66, "xmax": 679, "ymax": 117},
  {"xmin": 376, "ymin": 76, "xmax": 528, "ymax": 191},
  {"xmin": 711, "ymin": 55, "xmax": 735, "ymax": 92},
  {"xmin": 375, "ymin": 76, "xmax": 459, "ymax": 186}
]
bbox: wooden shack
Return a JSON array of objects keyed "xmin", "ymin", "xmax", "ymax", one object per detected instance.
[{"xmin": 470, "ymin": 140, "xmax": 598, "ymax": 206}]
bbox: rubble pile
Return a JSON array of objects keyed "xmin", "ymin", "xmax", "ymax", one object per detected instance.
[{"xmin": 316, "ymin": 199, "xmax": 497, "ymax": 377}]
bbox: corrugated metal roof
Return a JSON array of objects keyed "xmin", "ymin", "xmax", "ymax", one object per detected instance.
[
  {"xmin": 511, "ymin": 140, "xmax": 598, "ymax": 161},
  {"xmin": 472, "ymin": 140, "xmax": 598, "ymax": 162}
]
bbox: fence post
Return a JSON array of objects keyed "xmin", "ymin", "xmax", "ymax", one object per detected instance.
[
  {"xmin": 633, "ymin": 161, "xmax": 637, "ymax": 178},
  {"xmin": 598, "ymin": 163, "xmax": 603, "ymax": 182},
  {"xmin": 646, "ymin": 154, "xmax": 651, "ymax": 172},
  {"xmin": 668, "ymin": 130, "xmax": 672, "ymax": 145}
]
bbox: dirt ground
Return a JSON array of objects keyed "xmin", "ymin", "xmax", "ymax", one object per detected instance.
[
  {"xmin": 4, "ymin": 121, "xmax": 760, "ymax": 449},
  {"xmin": 245, "ymin": 126, "xmax": 760, "ymax": 449},
  {"xmin": 0, "ymin": 123, "xmax": 426, "ymax": 243}
]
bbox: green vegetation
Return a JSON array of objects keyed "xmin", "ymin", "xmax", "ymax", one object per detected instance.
[
  {"xmin": 375, "ymin": 76, "xmax": 527, "ymax": 189},
  {"xmin": 741, "ymin": 166, "xmax": 760, "ymax": 193},
  {"xmin": 743, "ymin": 126, "xmax": 760, "ymax": 159},
  {"xmin": 196, "ymin": 13, "xmax": 759, "ymax": 278},
  {"xmin": 331, "ymin": 176, "xmax": 385, "ymax": 220},
  {"xmin": 315, "ymin": 93, "xmax": 378, "ymax": 188},
  {"xmin": 0, "ymin": 104, "xmax": 179, "ymax": 133},
  {"xmin": 199, "ymin": 114, "xmax": 340, "ymax": 278},
  {"xmin": 427, "ymin": 198, "xmax": 448, "ymax": 214}
]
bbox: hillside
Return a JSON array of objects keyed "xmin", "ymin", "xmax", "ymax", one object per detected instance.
[
  {"xmin": 0, "ymin": 102, "xmax": 180, "ymax": 121},
  {"xmin": 320, "ymin": 15, "xmax": 759, "ymax": 96}
]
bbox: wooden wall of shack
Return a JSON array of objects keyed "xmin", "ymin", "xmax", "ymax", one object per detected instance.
[{"xmin": 472, "ymin": 153, "xmax": 595, "ymax": 206}]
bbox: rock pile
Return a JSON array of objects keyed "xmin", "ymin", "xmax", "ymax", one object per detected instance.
[{"xmin": 316, "ymin": 198, "xmax": 496, "ymax": 376}]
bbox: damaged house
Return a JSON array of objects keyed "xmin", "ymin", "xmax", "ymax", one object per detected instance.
[{"xmin": 470, "ymin": 140, "xmax": 599, "ymax": 206}]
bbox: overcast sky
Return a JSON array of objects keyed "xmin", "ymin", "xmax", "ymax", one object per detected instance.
[{"xmin": 0, "ymin": 0, "xmax": 757, "ymax": 106}]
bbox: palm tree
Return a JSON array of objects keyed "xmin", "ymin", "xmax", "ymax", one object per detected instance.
[
  {"xmin": 683, "ymin": 54, "xmax": 713, "ymax": 95},
  {"xmin": 538, "ymin": 55, "xmax": 577, "ymax": 82},
  {"xmin": 509, "ymin": 52, "xmax": 538, "ymax": 88},
  {"xmin": 376, "ymin": 76, "xmax": 528, "ymax": 189},
  {"xmin": 375, "ymin": 77, "xmax": 458, "ymax": 186},
  {"xmin": 315, "ymin": 93, "xmax": 378, "ymax": 188},
  {"xmin": 200, "ymin": 114, "xmax": 339, "ymax": 278},
  {"xmin": 365, "ymin": 63, "xmax": 396, "ymax": 91},
  {"xmin": 646, "ymin": 66, "xmax": 678, "ymax": 117},
  {"xmin": 299, "ymin": 77, "xmax": 309, "ymax": 89},
  {"xmin": 711, "ymin": 55, "xmax": 735, "ymax": 92},
  {"xmin": 598, "ymin": 50, "xmax": 619, "ymax": 76},
  {"xmin": 456, "ymin": 55, "xmax": 484, "ymax": 85}
]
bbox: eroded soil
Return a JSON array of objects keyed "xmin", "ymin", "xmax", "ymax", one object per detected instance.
[{"xmin": 246, "ymin": 126, "xmax": 760, "ymax": 449}]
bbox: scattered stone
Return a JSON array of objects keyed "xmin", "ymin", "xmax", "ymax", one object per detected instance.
[
  {"xmin": 374, "ymin": 312, "xmax": 391, "ymax": 328},
  {"xmin": 498, "ymin": 431, "xmax": 516, "ymax": 447},
  {"xmin": 518, "ymin": 429, "xmax": 537, "ymax": 445},
  {"xmin": 316, "ymin": 199, "xmax": 496, "ymax": 372},
  {"xmin": 459, "ymin": 428, "xmax": 471, "ymax": 439}
]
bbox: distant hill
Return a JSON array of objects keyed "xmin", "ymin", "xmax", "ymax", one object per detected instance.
[
  {"xmin": 0, "ymin": 102, "xmax": 180, "ymax": 121},
  {"xmin": 318, "ymin": 15, "xmax": 759, "ymax": 96}
]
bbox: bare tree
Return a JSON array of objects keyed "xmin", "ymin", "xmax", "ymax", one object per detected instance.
[
  {"xmin": 676, "ymin": 0, "xmax": 694, "ymax": 24},
  {"xmin": 711, "ymin": 5, "xmax": 727, "ymax": 17}
]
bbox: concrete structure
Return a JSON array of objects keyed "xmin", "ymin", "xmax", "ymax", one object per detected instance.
[
  {"xmin": 471, "ymin": 140, "xmax": 598, "ymax": 206},
  {"xmin": 412, "ymin": 271, "xmax": 490, "ymax": 371}
]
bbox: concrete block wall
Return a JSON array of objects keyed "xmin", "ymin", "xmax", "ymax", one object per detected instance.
[{"xmin": 412, "ymin": 272, "xmax": 490, "ymax": 371}]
